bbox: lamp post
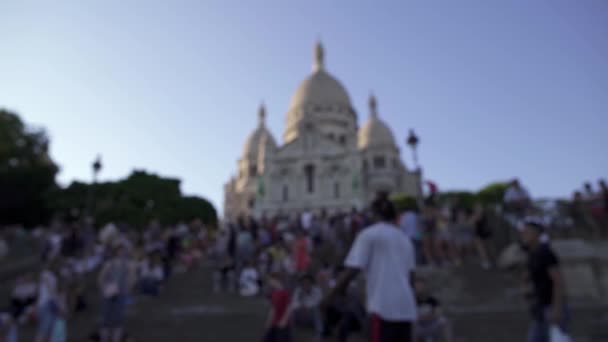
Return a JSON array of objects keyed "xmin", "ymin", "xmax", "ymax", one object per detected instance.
[
  {"xmin": 406, "ymin": 129, "xmax": 423, "ymax": 206},
  {"xmin": 407, "ymin": 129, "xmax": 419, "ymax": 170},
  {"xmin": 85, "ymin": 155, "xmax": 102, "ymax": 221},
  {"xmin": 92, "ymin": 155, "xmax": 102, "ymax": 183}
]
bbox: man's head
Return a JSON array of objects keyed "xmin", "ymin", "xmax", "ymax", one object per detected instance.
[
  {"xmin": 511, "ymin": 178, "xmax": 520, "ymax": 188},
  {"xmin": 520, "ymin": 219, "xmax": 545, "ymax": 248},
  {"xmin": 371, "ymin": 195, "xmax": 397, "ymax": 222}
]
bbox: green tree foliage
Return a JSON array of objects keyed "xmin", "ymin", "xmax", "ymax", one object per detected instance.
[
  {"xmin": 0, "ymin": 109, "xmax": 59, "ymax": 226},
  {"xmin": 476, "ymin": 181, "xmax": 510, "ymax": 205},
  {"xmin": 391, "ymin": 193, "xmax": 418, "ymax": 212},
  {"xmin": 51, "ymin": 171, "xmax": 217, "ymax": 228},
  {"xmin": 438, "ymin": 191, "xmax": 477, "ymax": 210}
]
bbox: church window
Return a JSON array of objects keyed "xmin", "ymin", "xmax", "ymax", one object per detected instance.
[
  {"xmin": 339, "ymin": 135, "xmax": 346, "ymax": 145},
  {"xmin": 282, "ymin": 185, "xmax": 289, "ymax": 201},
  {"xmin": 314, "ymin": 105, "xmax": 321, "ymax": 112},
  {"xmin": 334, "ymin": 182, "xmax": 340, "ymax": 198},
  {"xmin": 304, "ymin": 164, "xmax": 315, "ymax": 193},
  {"xmin": 328, "ymin": 133, "xmax": 335, "ymax": 140},
  {"xmin": 373, "ymin": 156, "xmax": 386, "ymax": 169},
  {"xmin": 249, "ymin": 198, "xmax": 255, "ymax": 209},
  {"xmin": 250, "ymin": 164, "xmax": 257, "ymax": 177}
]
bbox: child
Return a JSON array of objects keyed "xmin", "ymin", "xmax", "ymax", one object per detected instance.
[
  {"xmin": 291, "ymin": 274, "xmax": 323, "ymax": 341},
  {"xmin": 414, "ymin": 279, "xmax": 452, "ymax": 342},
  {"xmin": 263, "ymin": 273, "xmax": 291, "ymax": 342},
  {"xmin": 139, "ymin": 253, "xmax": 165, "ymax": 296}
]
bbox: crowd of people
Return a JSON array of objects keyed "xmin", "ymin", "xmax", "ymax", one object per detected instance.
[
  {"xmin": 0, "ymin": 218, "xmax": 215, "ymax": 342},
  {"xmin": 0, "ymin": 177, "xmax": 605, "ymax": 341},
  {"xmin": 213, "ymin": 194, "xmax": 482, "ymax": 342}
]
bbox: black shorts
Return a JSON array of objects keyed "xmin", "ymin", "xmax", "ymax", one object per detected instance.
[
  {"xmin": 370, "ymin": 314, "xmax": 412, "ymax": 342},
  {"xmin": 475, "ymin": 225, "xmax": 492, "ymax": 240}
]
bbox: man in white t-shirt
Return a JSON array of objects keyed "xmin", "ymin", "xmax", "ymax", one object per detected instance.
[{"xmin": 324, "ymin": 195, "xmax": 417, "ymax": 342}]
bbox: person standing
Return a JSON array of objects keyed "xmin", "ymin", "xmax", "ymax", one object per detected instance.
[
  {"xmin": 291, "ymin": 275, "xmax": 323, "ymax": 341},
  {"xmin": 34, "ymin": 261, "xmax": 59, "ymax": 342},
  {"xmin": 263, "ymin": 273, "xmax": 292, "ymax": 342},
  {"xmin": 324, "ymin": 195, "xmax": 417, "ymax": 342},
  {"xmin": 292, "ymin": 229, "xmax": 311, "ymax": 274},
  {"xmin": 399, "ymin": 203, "xmax": 422, "ymax": 265},
  {"xmin": 98, "ymin": 245, "xmax": 136, "ymax": 342},
  {"xmin": 521, "ymin": 219, "xmax": 569, "ymax": 342},
  {"xmin": 471, "ymin": 203, "xmax": 493, "ymax": 269}
]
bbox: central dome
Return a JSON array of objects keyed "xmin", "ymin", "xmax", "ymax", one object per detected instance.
[{"xmin": 288, "ymin": 42, "xmax": 351, "ymax": 110}]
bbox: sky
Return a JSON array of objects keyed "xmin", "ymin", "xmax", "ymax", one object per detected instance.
[{"xmin": 1, "ymin": 1, "xmax": 607, "ymax": 214}]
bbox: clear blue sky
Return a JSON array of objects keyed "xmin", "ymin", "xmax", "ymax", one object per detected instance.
[{"xmin": 1, "ymin": 1, "xmax": 607, "ymax": 213}]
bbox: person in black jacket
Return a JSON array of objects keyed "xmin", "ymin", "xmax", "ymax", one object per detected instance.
[{"xmin": 521, "ymin": 218, "xmax": 569, "ymax": 342}]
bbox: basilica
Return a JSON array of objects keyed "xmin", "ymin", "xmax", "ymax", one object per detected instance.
[{"xmin": 223, "ymin": 42, "xmax": 421, "ymax": 220}]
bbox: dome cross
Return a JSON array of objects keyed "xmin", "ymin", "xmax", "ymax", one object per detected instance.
[
  {"xmin": 369, "ymin": 92, "xmax": 378, "ymax": 118},
  {"xmin": 313, "ymin": 40, "xmax": 324, "ymax": 71}
]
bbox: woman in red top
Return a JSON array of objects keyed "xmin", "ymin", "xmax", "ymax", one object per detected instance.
[
  {"xmin": 263, "ymin": 273, "xmax": 291, "ymax": 342},
  {"xmin": 292, "ymin": 230, "xmax": 311, "ymax": 273}
]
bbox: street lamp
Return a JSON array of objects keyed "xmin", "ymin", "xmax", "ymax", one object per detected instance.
[
  {"xmin": 406, "ymin": 129, "xmax": 419, "ymax": 170},
  {"xmin": 85, "ymin": 155, "xmax": 103, "ymax": 221},
  {"xmin": 92, "ymin": 155, "xmax": 102, "ymax": 183},
  {"xmin": 406, "ymin": 129, "xmax": 424, "ymax": 207}
]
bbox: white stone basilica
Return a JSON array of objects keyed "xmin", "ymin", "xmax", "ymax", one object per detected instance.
[{"xmin": 223, "ymin": 42, "xmax": 421, "ymax": 220}]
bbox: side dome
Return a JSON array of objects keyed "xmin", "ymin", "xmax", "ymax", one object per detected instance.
[
  {"xmin": 358, "ymin": 94, "xmax": 397, "ymax": 149},
  {"xmin": 288, "ymin": 41, "xmax": 351, "ymax": 110},
  {"xmin": 242, "ymin": 104, "xmax": 277, "ymax": 159}
]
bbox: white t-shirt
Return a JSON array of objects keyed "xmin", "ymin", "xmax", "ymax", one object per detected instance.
[{"xmin": 345, "ymin": 222, "xmax": 417, "ymax": 321}]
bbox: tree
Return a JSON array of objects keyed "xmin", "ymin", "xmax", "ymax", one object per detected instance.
[
  {"xmin": 476, "ymin": 181, "xmax": 510, "ymax": 206},
  {"xmin": 438, "ymin": 191, "xmax": 477, "ymax": 210},
  {"xmin": 391, "ymin": 193, "xmax": 418, "ymax": 212},
  {"xmin": 51, "ymin": 170, "xmax": 218, "ymax": 228},
  {"xmin": 0, "ymin": 109, "xmax": 59, "ymax": 226}
]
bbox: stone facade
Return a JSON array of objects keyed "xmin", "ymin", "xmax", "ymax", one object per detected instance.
[{"xmin": 223, "ymin": 42, "xmax": 421, "ymax": 220}]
